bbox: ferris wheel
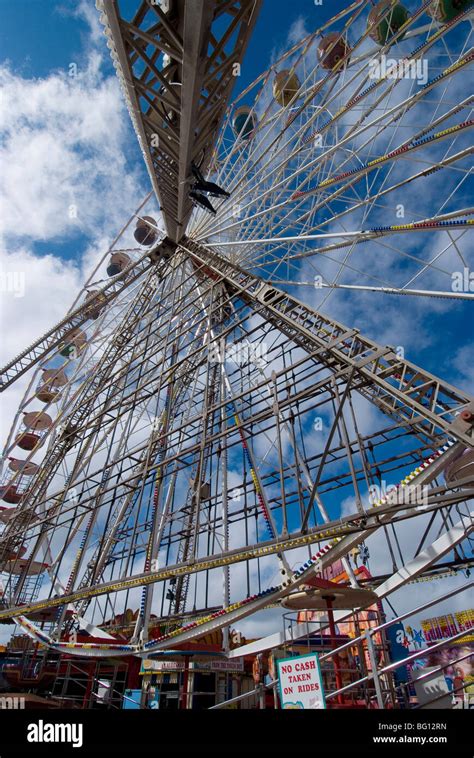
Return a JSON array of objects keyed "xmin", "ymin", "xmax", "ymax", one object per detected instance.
[
  {"xmin": 191, "ymin": 0, "xmax": 474, "ymax": 304},
  {"xmin": 0, "ymin": 0, "xmax": 472, "ymax": 666}
]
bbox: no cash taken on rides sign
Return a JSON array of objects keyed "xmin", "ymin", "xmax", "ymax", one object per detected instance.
[{"xmin": 277, "ymin": 653, "xmax": 326, "ymax": 709}]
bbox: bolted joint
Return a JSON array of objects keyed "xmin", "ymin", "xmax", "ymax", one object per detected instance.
[
  {"xmin": 449, "ymin": 402, "xmax": 474, "ymax": 439},
  {"xmin": 148, "ymin": 237, "xmax": 176, "ymax": 263}
]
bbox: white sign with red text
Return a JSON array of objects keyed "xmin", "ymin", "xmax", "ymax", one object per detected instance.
[{"xmin": 277, "ymin": 653, "xmax": 326, "ymax": 709}]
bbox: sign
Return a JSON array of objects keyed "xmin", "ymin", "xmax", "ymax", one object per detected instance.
[
  {"xmin": 268, "ymin": 648, "xmax": 285, "ymax": 682},
  {"xmin": 122, "ymin": 689, "xmax": 141, "ymax": 710},
  {"xmin": 411, "ymin": 667, "xmax": 452, "ymax": 709},
  {"xmin": 386, "ymin": 623, "xmax": 409, "ymax": 683},
  {"xmin": 252, "ymin": 654, "xmax": 263, "ymax": 685},
  {"xmin": 421, "ymin": 608, "xmax": 474, "ymax": 644},
  {"xmin": 142, "ymin": 660, "xmax": 184, "ymax": 673},
  {"xmin": 146, "ymin": 686, "xmax": 160, "ymax": 710},
  {"xmin": 277, "ymin": 653, "xmax": 325, "ymax": 709},
  {"xmin": 203, "ymin": 659, "xmax": 244, "ymax": 672},
  {"xmin": 96, "ymin": 679, "xmax": 112, "ymax": 704},
  {"xmin": 140, "ymin": 658, "xmax": 244, "ymax": 675}
]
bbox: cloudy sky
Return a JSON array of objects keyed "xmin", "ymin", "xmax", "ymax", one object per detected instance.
[{"xmin": 0, "ymin": 0, "xmax": 472, "ymax": 649}]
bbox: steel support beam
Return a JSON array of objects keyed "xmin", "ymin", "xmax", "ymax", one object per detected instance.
[
  {"xmin": 183, "ymin": 238, "xmax": 474, "ymax": 447},
  {"xmin": 0, "ymin": 247, "xmax": 161, "ymax": 391},
  {"xmin": 227, "ymin": 514, "xmax": 474, "ymax": 659},
  {"xmin": 97, "ymin": 0, "xmax": 262, "ymax": 241}
]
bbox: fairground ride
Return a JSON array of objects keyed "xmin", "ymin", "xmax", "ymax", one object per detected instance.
[{"xmin": 0, "ymin": 0, "xmax": 473, "ymax": 708}]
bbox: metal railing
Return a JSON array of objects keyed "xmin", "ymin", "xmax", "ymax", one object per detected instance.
[{"xmin": 211, "ymin": 581, "xmax": 473, "ymax": 710}]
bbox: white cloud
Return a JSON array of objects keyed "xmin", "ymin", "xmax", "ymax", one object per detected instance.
[
  {"xmin": 0, "ymin": 9, "xmax": 160, "ymax": 444},
  {"xmin": 0, "ymin": 58, "xmax": 145, "ymax": 241}
]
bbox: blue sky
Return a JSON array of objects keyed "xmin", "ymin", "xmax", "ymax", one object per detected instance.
[
  {"xmin": 0, "ymin": 1, "xmax": 472, "ymax": 641},
  {"xmin": 0, "ymin": 0, "xmax": 344, "ymax": 264}
]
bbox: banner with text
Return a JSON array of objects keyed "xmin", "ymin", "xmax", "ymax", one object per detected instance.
[{"xmin": 277, "ymin": 653, "xmax": 326, "ymax": 709}]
